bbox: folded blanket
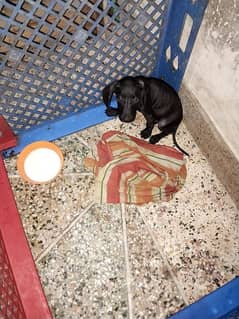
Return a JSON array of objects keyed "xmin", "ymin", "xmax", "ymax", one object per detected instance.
[{"xmin": 84, "ymin": 130, "xmax": 187, "ymax": 205}]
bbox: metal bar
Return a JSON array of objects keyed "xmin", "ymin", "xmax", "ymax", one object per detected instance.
[
  {"xmin": 152, "ymin": 0, "xmax": 208, "ymax": 91},
  {"xmin": 2, "ymin": 102, "xmax": 114, "ymax": 157}
]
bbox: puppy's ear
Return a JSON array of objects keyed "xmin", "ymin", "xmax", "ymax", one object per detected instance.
[
  {"xmin": 136, "ymin": 78, "xmax": 146, "ymax": 106},
  {"xmin": 135, "ymin": 78, "xmax": 145, "ymax": 89},
  {"xmin": 102, "ymin": 81, "xmax": 119, "ymax": 107}
]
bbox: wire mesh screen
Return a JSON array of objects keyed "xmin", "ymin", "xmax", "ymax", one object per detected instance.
[
  {"xmin": 0, "ymin": 231, "xmax": 26, "ymax": 319},
  {"xmin": 0, "ymin": 0, "xmax": 167, "ymax": 133}
]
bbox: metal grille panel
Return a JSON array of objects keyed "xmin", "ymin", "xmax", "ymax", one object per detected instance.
[{"xmin": 0, "ymin": 0, "xmax": 167, "ymax": 133}]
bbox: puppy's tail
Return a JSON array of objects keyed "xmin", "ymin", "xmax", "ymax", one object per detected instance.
[{"xmin": 172, "ymin": 130, "xmax": 189, "ymax": 157}]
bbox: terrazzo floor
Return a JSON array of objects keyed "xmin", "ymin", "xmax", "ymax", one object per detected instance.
[{"xmin": 4, "ymin": 113, "xmax": 239, "ymax": 319}]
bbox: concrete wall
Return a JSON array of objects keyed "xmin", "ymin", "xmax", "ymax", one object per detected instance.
[{"xmin": 183, "ymin": 0, "xmax": 239, "ymax": 160}]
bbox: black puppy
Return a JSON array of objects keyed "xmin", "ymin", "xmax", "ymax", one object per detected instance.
[{"xmin": 102, "ymin": 76, "xmax": 189, "ymax": 156}]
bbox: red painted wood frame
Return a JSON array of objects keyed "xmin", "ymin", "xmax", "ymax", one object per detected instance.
[{"xmin": 0, "ymin": 115, "xmax": 52, "ymax": 319}]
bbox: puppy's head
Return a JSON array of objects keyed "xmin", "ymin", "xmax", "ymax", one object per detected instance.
[{"xmin": 102, "ymin": 77, "xmax": 144, "ymax": 123}]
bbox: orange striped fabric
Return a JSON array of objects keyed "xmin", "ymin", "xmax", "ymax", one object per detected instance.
[{"xmin": 84, "ymin": 131, "xmax": 187, "ymax": 205}]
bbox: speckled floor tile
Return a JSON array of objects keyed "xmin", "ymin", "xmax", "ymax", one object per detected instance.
[
  {"xmin": 3, "ymin": 108, "xmax": 239, "ymax": 318},
  {"xmin": 138, "ymin": 132, "xmax": 239, "ymax": 303},
  {"xmin": 55, "ymin": 133, "xmax": 92, "ymax": 174},
  {"xmin": 181, "ymin": 86, "xmax": 239, "ymax": 208},
  {"xmin": 4, "ymin": 136, "xmax": 96, "ymax": 259},
  {"xmin": 37, "ymin": 204, "xmax": 128, "ymax": 319},
  {"xmin": 4, "ymin": 130, "xmax": 94, "ymax": 176},
  {"xmin": 124, "ymin": 205, "xmax": 185, "ymax": 319},
  {"xmin": 8, "ymin": 172, "xmax": 94, "ymax": 258},
  {"xmin": 77, "ymin": 124, "xmax": 110, "ymax": 152},
  {"xmin": 95, "ymin": 115, "xmax": 142, "ymax": 139},
  {"xmin": 3, "ymin": 153, "xmax": 19, "ymax": 177}
]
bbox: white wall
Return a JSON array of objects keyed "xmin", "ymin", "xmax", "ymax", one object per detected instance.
[{"xmin": 184, "ymin": 0, "xmax": 239, "ymax": 160}]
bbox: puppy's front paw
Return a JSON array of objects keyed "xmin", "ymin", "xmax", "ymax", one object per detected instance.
[
  {"xmin": 105, "ymin": 107, "xmax": 118, "ymax": 117},
  {"xmin": 140, "ymin": 128, "xmax": 151, "ymax": 139},
  {"xmin": 149, "ymin": 135, "xmax": 160, "ymax": 144}
]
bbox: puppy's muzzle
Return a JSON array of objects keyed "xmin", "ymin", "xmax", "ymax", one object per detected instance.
[
  {"xmin": 118, "ymin": 98, "xmax": 137, "ymax": 122},
  {"xmin": 119, "ymin": 115, "xmax": 135, "ymax": 123}
]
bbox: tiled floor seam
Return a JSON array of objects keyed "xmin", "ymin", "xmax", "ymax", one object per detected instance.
[
  {"xmin": 138, "ymin": 206, "xmax": 189, "ymax": 306},
  {"xmin": 121, "ymin": 203, "xmax": 134, "ymax": 319},
  {"xmin": 6, "ymin": 172, "xmax": 93, "ymax": 178},
  {"xmin": 35, "ymin": 201, "xmax": 95, "ymax": 264},
  {"xmin": 76, "ymin": 135, "xmax": 94, "ymax": 148}
]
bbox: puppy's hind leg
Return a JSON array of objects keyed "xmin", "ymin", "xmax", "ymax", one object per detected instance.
[
  {"xmin": 140, "ymin": 114, "xmax": 156, "ymax": 139},
  {"xmin": 149, "ymin": 123, "xmax": 189, "ymax": 156},
  {"xmin": 140, "ymin": 123, "xmax": 154, "ymax": 139},
  {"xmin": 149, "ymin": 119, "xmax": 174, "ymax": 144},
  {"xmin": 149, "ymin": 130, "xmax": 170, "ymax": 144}
]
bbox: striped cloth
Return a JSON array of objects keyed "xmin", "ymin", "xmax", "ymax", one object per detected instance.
[{"xmin": 84, "ymin": 130, "xmax": 187, "ymax": 205}]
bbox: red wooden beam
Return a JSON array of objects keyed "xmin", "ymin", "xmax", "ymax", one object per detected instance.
[
  {"xmin": 0, "ymin": 116, "xmax": 52, "ymax": 319},
  {"xmin": 0, "ymin": 115, "xmax": 17, "ymax": 151}
]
